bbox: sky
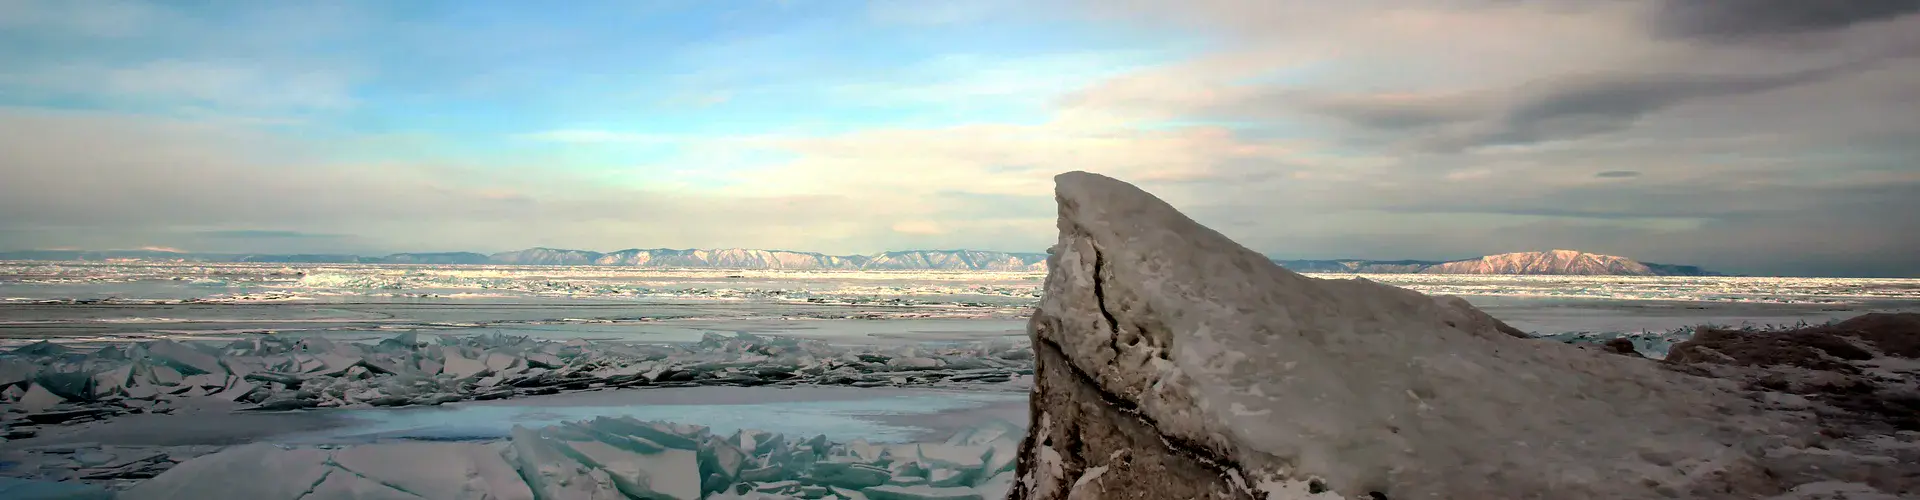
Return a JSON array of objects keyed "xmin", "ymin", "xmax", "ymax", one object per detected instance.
[{"xmin": 1, "ymin": 0, "xmax": 1916, "ymax": 277}]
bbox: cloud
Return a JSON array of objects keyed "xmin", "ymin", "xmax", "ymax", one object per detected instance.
[
  {"xmin": 1014, "ymin": 0, "xmax": 1920, "ymax": 275},
  {"xmin": 1288, "ymin": 92, "xmax": 1481, "ymax": 131},
  {"xmin": 198, "ymin": 230, "xmax": 345, "ymax": 239},
  {"xmin": 1063, "ymin": 1, "xmax": 1918, "ymax": 144},
  {"xmin": 3, "ymin": 0, "xmax": 1917, "ymax": 275},
  {"xmin": 1143, "ymin": 53, "xmax": 1908, "ymax": 152},
  {"xmin": 0, "ymin": 108, "xmax": 1061, "ymax": 255},
  {"xmin": 890, "ymin": 220, "xmax": 945, "ymax": 235},
  {"xmin": 732, "ymin": 120, "xmax": 1319, "ymax": 198},
  {"xmin": 1435, "ymin": 65, "xmax": 1866, "ymax": 149},
  {"xmin": 1650, "ymin": 0, "xmax": 1920, "ymax": 40}
]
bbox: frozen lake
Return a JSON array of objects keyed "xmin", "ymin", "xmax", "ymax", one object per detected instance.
[
  {"xmin": 2, "ymin": 262, "xmax": 1918, "ymax": 349},
  {"xmin": 4, "ymin": 261, "xmax": 1918, "ymax": 443},
  {"xmin": 4, "ymin": 262, "xmax": 1918, "ymax": 495}
]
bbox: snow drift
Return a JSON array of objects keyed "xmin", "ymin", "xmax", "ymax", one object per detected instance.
[{"xmin": 1010, "ymin": 171, "xmax": 1917, "ymax": 499}]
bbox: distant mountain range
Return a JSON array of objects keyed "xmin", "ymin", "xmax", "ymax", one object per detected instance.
[
  {"xmin": 1274, "ymin": 250, "xmax": 1719, "ymax": 276},
  {"xmin": 0, "ymin": 248, "xmax": 1715, "ymax": 275}
]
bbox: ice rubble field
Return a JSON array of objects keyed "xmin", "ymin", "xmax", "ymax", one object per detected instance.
[
  {"xmin": 0, "ymin": 330, "xmax": 1033, "ymax": 498},
  {"xmin": 21, "ymin": 415, "xmax": 1028, "ymax": 500},
  {"xmin": 0, "ymin": 331, "xmax": 1031, "ymax": 420}
]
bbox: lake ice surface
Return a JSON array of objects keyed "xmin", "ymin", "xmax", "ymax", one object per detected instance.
[
  {"xmin": 3, "ymin": 262, "xmax": 1917, "ymax": 349},
  {"xmin": 4, "ymin": 262, "xmax": 1919, "ymax": 495},
  {"xmin": 5, "ymin": 263, "xmax": 1918, "ymax": 439}
]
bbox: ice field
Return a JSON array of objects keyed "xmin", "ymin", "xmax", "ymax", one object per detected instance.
[
  {"xmin": 4, "ymin": 262, "xmax": 1917, "ymax": 348},
  {"xmin": 3, "ymin": 261, "xmax": 1919, "ymax": 497}
]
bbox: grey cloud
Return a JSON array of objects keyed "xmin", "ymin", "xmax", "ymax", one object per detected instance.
[
  {"xmin": 1512, "ymin": 72, "xmax": 1810, "ymax": 123},
  {"xmin": 1652, "ymin": 0, "xmax": 1920, "ymax": 40},
  {"xmin": 1594, "ymin": 170, "xmax": 1641, "ymax": 178},
  {"xmin": 1286, "ymin": 92, "xmax": 1481, "ymax": 131},
  {"xmin": 1288, "ymin": 58, "xmax": 1902, "ymax": 154},
  {"xmin": 1233, "ymin": 66, "xmax": 1861, "ymax": 151},
  {"xmin": 1091, "ymin": 1, "xmax": 1918, "ymax": 153},
  {"xmin": 1444, "ymin": 65, "xmax": 1862, "ymax": 149}
]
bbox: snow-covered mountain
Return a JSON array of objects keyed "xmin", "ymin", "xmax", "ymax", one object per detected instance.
[
  {"xmin": 1425, "ymin": 249, "xmax": 1657, "ymax": 275},
  {"xmin": 861, "ymin": 250, "xmax": 1049, "ymax": 271},
  {"xmin": 486, "ymin": 247, "xmax": 604, "ymax": 266},
  {"xmin": 1276, "ymin": 250, "xmax": 1717, "ymax": 276},
  {"xmin": 591, "ymin": 248, "xmax": 868, "ymax": 270}
]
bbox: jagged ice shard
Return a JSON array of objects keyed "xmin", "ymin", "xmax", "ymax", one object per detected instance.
[{"xmin": 1010, "ymin": 171, "xmax": 1914, "ymax": 499}]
